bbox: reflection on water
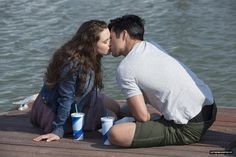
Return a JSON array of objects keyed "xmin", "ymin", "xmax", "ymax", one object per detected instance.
[{"xmin": 0, "ymin": 0, "xmax": 236, "ymax": 111}]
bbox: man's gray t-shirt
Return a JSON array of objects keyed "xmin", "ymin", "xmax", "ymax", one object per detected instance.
[{"xmin": 116, "ymin": 41, "xmax": 214, "ymax": 124}]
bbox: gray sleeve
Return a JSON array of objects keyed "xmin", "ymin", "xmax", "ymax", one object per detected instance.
[{"xmin": 116, "ymin": 62, "xmax": 142, "ymax": 99}]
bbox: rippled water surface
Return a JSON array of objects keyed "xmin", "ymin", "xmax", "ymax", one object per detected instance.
[{"xmin": 0, "ymin": 0, "xmax": 236, "ymax": 111}]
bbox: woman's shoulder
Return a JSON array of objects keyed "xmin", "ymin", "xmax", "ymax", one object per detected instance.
[{"xmin": 60, "ymin": 61, "xmax": 81, "ymax": 76}]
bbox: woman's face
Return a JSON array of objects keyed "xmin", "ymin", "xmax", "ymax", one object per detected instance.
[{"xmin": 96, "ymin": 28, "xmax": 110, "ymax": 55}]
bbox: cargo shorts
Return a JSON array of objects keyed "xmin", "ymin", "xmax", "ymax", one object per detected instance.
[{"xmin": 131, "ymin": 103, "xmax": 217, "ymax": 148}]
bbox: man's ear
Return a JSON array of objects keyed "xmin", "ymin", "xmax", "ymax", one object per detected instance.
[{"xmin": 122, "ymin": 30, "xmax": 129, "ymax": 41}]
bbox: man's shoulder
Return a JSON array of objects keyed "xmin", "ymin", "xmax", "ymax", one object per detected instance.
[
  {"xmin": 117, "ymin": 58, "xmax": 131, "ymax": 75},
  {"xmin": 145, "ymin": 40, "xmax": 168, "ymax": 54}
]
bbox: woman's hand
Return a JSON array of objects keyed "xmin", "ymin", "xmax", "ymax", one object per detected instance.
[{"xmin": 33, "ymin": 133, "xmax": 60, "ymax": 142}]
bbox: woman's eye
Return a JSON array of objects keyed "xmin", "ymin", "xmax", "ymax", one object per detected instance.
[{"xmin": 103, "ymin": 39, "xmax": 110, "ymax": 44}]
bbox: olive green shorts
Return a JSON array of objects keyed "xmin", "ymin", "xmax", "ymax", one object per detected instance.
[{"xmin": 131, "ymin": 104, "xmax": 217, "ymax": 148}]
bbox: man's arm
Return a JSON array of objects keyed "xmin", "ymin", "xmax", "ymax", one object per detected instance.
[{"xmin": 127, "ymin": 94, "xmax": 150, "ymax": 122}]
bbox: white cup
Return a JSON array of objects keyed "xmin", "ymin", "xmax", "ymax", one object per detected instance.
[
  {"xmin": 101, "ymin": 116, "xmax": 115, "ymax": 145},
  {"xmin": 71, "ymin": 112, "xmax": 85, "ymax": 140}
]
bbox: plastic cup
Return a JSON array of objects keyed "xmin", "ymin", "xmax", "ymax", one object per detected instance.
[
  {"xmin": 101, "ymin": 116, "xmax": 115, "ymax": 145},
  {"xmin": 71, "ymin": 112, "xmax": 85, "ymax": 140}
]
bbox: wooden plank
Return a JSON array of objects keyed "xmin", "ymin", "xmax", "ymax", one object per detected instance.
[
  {"xmin": 0, "ymin": 128, "xmax": 233, "ymax": 152},
  {"xmin": 0, "ymin": 106, "xmax": 235, "ymax": 157},
  {"xmin": 0, "ymin": 136, "xmax": 225, "ymax": 157},
  {"xmin": 0, "ymin": 144, "xmax": 166, "ymax": 157},
  {"xmin": 0, "ymin": 137, "xmax": 229, "ymax": 157}
]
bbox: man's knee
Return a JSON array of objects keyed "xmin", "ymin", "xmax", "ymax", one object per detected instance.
[
  {"xmin": 108, "ymin": 125, "xmax": 123, "ymax": 146},
  {"xmin": 108, "ymin": 123, "xmax": 135, "ymax": 147}
]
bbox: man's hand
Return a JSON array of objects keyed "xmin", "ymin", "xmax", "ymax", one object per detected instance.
[{"xmin": 33, "ymin": 133, "xmax": 60, "ymax": 142}]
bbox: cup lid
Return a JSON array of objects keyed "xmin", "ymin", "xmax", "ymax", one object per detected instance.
[
  {"xmin": 71, "ymin": 112, "xmax": 85, "ymax": 117},
  {"xmin": 101, "ymin": 116, "xmax": 115, "ymax": 122}
]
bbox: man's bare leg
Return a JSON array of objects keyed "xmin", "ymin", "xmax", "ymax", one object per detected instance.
[{"xmin": 108, "ymin": 122, "xmax": 136, "ymax": 147}]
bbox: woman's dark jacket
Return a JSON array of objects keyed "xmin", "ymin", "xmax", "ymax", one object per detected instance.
[{"xmin": 39, "ymin": 63, "xmax": 94, "ymax": 138}]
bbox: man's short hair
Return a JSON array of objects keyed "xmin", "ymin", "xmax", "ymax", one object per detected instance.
[{"xmin": 108, "ymin": 15, "xmax": 145, "ymax": 40}]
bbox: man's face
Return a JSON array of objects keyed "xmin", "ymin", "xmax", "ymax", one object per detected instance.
[{"xmin": 109, "ymin": 30, "xmax": 125, "ymax": 57}]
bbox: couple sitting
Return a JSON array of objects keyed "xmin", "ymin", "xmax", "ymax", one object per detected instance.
[{"xmin": 30, "ymin": 15, "xmax": 217, "ymax": 148}]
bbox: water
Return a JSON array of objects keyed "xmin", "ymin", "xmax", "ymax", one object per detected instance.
[{"xmin": 0, "ymin": 0, "xmax": 235, "ymax": 111}]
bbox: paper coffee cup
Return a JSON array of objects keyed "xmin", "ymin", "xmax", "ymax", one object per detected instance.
[
  {"xmin": 101, "ymin": 116, "xmax": 114, "ymax": 145},
  {"xmin": 71, "ymin": 112, "xmax": 85, "ymax": 140}
]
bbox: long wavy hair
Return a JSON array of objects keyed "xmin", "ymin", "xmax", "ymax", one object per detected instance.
[{"xmin": 44, "ymin": 20, "xmax": 107, "ymax": 95}]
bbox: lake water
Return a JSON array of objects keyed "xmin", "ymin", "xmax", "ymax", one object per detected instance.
[{"xmin": 0, "ymin": 0, "xmax": 236, "ymax": 111}]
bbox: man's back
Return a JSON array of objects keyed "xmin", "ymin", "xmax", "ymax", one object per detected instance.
[{"xmin": 116, "ymin": 41, "xmax": 214, "ymax": 124}]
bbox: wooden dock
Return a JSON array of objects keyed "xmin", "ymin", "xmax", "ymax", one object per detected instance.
[{"xmin": 0, "ymin": 103, "xmax": 235, "ymax": 157}]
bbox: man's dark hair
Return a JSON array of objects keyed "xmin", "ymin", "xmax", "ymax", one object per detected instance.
[{"xmin": 108, "ymin": 14, "xmax": 145, "ymax": 40}]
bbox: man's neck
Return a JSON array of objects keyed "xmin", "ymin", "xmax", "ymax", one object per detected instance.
[{"xmin": 124, "ymin": 39, "xmax": 142, "ymax": 56}]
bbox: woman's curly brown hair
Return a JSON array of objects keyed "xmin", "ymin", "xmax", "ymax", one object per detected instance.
[{"xmin": 44, "ymin": 20, "xmax": 107, "ymax": 95}]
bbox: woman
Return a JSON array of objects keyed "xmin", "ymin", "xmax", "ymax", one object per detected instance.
[{"xmin": 30, "ymin": 20, "xmax": 120, "ymax": 142}]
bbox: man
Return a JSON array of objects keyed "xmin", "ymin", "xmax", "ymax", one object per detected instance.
[{"xmin": 108, "ymin": 15, "xmax": 217, "ymax": 148}]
